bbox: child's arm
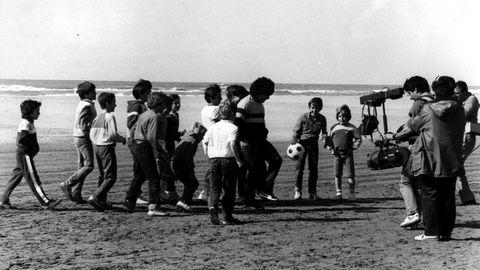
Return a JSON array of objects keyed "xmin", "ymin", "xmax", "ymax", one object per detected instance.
[
  {"xmin": 320, "ymin": 114, "xmax": 328, "ymax": 142},
  {"xmin": 127, "ymin": 104, "xmax": 143, "ymax": 129},
  {"xmin": 107, "ymin": 115, "xmax": 126, "ymax": 145},
  {"xmin": 291, "ymin": 114, "xmax": 304, "ymax": 144},
  {"xmin": 202, "ymin": 130, "xmax": 211, "ymax": 157},
  {"xmin": 229, "ymin": 140, "xmax": 244, "ymax": 168},
  {"xmin": 78, "ymin": 106, "xmax": 95, "ymax": 137},
  {"xmin": 352, "ymin": 125, "xmax": 362, "ymax": 149}
]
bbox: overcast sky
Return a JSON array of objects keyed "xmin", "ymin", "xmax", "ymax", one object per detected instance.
[{"xmin": 1, "ymin": 0, "xmax": 479, "ymax": 85}]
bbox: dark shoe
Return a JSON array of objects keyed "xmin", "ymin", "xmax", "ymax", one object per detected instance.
[
  {"xmin": 438, "ymin": 235, "xmax": 452, "ymax": 242},
  {"xmin": 123, "ymin": 198, "xmax": 136, "ymax": 212},
  {"xmin": 42, "ymin": 199, "xmax": 62, "ymax": 210},
  {"xmin": 88, "ymin": 195, "xmax": 105, "ymax": 212},
  {"xmin": 461, "ymin": 200, "xmax": 477, "ymax": 206},
  {"xmin": 0, "ymin": 202, "xmax": 18, "ymax": 210},
  {"xmin": 210, "ymin": 208, "xmax": 220, "ymax": 225},
  {"xmin": 221, "ymin": 216, "xmax": 243, "ymax": 225},
  {"xmin": 242, "ymin": 201, "xmax": 265, "ymax": 210},
  {"xmin": 59, "ymin": 182, "xmax": 73, "ymax": 201},
  {"xmin": 71, "ymin": 193, "xmax": 87, "ymax": 204},
  {"xmin": 103, "ymin": 201, "xmax": 113, "ymax": 210}
]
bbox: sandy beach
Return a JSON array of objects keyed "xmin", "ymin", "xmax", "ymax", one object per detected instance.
[{"xmin": 0, "ymin": 93, "xmax": 479, "ymax": 269}]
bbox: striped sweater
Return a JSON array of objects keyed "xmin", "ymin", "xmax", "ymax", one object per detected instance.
[{"xmin": 89, "ymin": 111, "xmax": 124, "ymax": 146}]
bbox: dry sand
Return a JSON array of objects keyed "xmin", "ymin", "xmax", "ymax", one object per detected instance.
[{"xmin": 0, "ymin": 94, "xmax": 479, "ymax": 269}]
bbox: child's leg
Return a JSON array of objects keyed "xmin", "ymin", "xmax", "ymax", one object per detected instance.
[
  {"xmin": 345, "ymin": 155, "xmax": 355, "ymax": 193},
  {"xmin": 125, "ymin": 144, "xmax": 148, "ymax": 202},
  {"xmin": 263, "ymin": 141, "xmax": 282, "ymax": 195},
  {"xmin": 294, "ymin": 148, "xmax": 307, "ymax": 193},
  {"xmin": 1, "ymin": 153, "xmax": 25, "ymax": 204},
  {"xmin": 68, "ymin": 138, "xmax": 94, "ymax": 199},
  {"xmin": 208, "ymin": 159, "xmax": 222, "ymax": 211},
  {"xmin": 307, "ymin": 145, "xmax": 319, "ymax": 195},
  {"xmin": 94, "ymin": 145, "xmax": 117, "ymax": 202},
  {"xmin": 334, "ymin": 156, "xmax": 343, "ymax": 195},
  {"xmin": 221, "ymin": 159, "xmax": 238, "ymax": 219},
  {"xmin": 136, "ymin": 144, "xmax": 161, "ymax": 205},
  {"xmin": 94, "ymin": 146, "xmax": 104, "ymax": 188},
  {"xmin": 22, "ymin": 155, "xmax": 51, "ymax": 205}
]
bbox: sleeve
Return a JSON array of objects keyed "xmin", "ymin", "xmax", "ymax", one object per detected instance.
[
  {"xmin": 202, "ymin": 129, "xmax": 211, "ymax": 156},
  {"xmin": 184, "ymin": 142, "xmax": 198, "ymax": 168},
  {"xmin": 320, "ymin": 115, "xmax": 327, "ymax": 136},
  {"xmin": 464, "ymin": 96, "xmax": 479, "ymax": 120},
  {"xmin": 212, "ymin": 106, "xmax": 220, "ymax": 123},
  {"xmin": 18, "ymin": 130, "xmax": 30, "ymax": 146},
  {"xmin": 292, "ymin": 114, "xmax": 304, "ymax": 144},
  {"xmin": 407, "ymin": 110, "xmax": 428, "ymax": 134},
  {"xmin": 227, "ymin": 126, "xmax": 238, "ymax": 143},
  {"xmin": 78, "ymin": 106, "xmax": 95, "ymax": 136},
  {"xmin": 127, "ymin": 104, "xmax": 142, "ymax": 129},
  {"xmin": 352, "ymin": 125, "xmax": 362, "ymax": 149},
  {"xmin": 107, "ymin": 115, "xmax": 125, "ymax": 143}
]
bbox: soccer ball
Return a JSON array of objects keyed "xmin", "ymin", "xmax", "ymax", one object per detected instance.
[{"xmin": 287, "ymin": 143, "xmax": 305, "ymax": 160}]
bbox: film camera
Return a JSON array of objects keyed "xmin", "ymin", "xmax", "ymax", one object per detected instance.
[{"xmin": 359, "ymin": 87, "xmax": 410, "ymax": 170}]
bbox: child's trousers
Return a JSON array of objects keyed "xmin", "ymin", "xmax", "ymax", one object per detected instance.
[
  {"xmin": 1, "ymin": 152, "xmax": 51, "ymax": 205},
  {"xmin": 172, "ymin": 161, "xmax": 199, "ymax": 205},
  {"xmin": 93, "ymin": 145, "xmax": 117, "ymax": 202},
  {"xmin": 208, "ymin": 157, "xmax": 238, "ymax": 218}
]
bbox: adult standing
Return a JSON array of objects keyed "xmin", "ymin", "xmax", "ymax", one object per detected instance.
[
  {"xmin": 397, "ymin": 76, "xmax": 434, "ymax": 228},
  {"xmin": 454, "ymin": 80, "xmax": 478, "ymax": 205},
  {"xmin": 394, "ymin": 76, "xmax": 466, "ymax": 241}
]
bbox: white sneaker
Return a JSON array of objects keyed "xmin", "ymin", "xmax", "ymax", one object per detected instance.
[
  {"xmin": 197, "ymin": 190, "xmax": 208, "ymax": 201},
  {"xmin": 176, "ymin": 201, "xmax": 192, "ymax": 212},
  {"xmin": 414, "ymin": 234, "xmax": 438, "ymax": 241},
  {"xmin": 136, "ymin": 197, "xmax": 148, "ymax": 205},
  {"xmin": 400, "ymin": 213, "xmax": 421, "ymax": 228},
  {"xmin": 294, "ymin": 190, "xmax": 302, "ymax": 200},
  {"xmin": 147, "ymin": 204, "xmax": 169, "ymax": 217},
  {"xmin": 335, "ymin": 191, "xmax": 342, "ymax": 200}
]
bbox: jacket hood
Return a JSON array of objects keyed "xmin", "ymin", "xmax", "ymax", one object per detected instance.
[
  {"xmin": 127, "ymin": 100, "xmax": 143, "ymax": 107},
  {"xmin": 428, "ymin": 99, "xmax": 463, "ymax": 119}
]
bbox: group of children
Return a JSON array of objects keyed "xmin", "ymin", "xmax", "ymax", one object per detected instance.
[{"xmin": 0, "ymin": 77, "xmax": 364, "ymax": 226}]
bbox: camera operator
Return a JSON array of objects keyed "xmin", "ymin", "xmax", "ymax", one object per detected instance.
[
  {"xmin": 396, "ymin": 76, "xmax": 434, "ymax": 229},
  {"xmin": 454, "ymin": 80, "xmax": 478, "ymax": 205},
  {"xmin": 394, "ymin": 76, "xmax": 466, "ymax": 241}
]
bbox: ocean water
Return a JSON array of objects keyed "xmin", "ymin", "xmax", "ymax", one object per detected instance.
[{"xmin": 0, "ymin": 79, "xmax": 404, "ymax": 97}]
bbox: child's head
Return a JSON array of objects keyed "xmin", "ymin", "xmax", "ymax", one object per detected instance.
[
  {"xmin": 336, "ymin": 104, "xmax": 351, "ymax": 124},
  {"xmin": 20, "ymin": 99, "xmax": 42, "ymax": 121},
  {"xmin": 403, "ymin": 76, "xmax": 430, "ymax": 99},
  {"xmin": 169, "ymin": 94, "xmax": 181, "ymax": 113},
  {"xmin": 204, "ymin": 84, "xmax": 222, "ymax": 105},
  {"xmin": 76, "ymin": 81, "xmax": 97, "ymax": 100},
  {"xmin": 132, "ymin": 79, "xmax": 152, "ymax": 102},
  {"xmin": 250, "ymin": 77, "xmax": 274, "ymax": 103},
  {"xmin": 147, "ymin": 92, "xmax": 169, "ymax": 113},
  {"xmin": 308, "ymin": 97, "xmax": 323, "ymax": 116},
  {"xmin": 190, "ymin": 122, "xmax": 207, "ymax": 142},
  {"xmin": 454, "ymin": 80, "xmax": 469, "ymax": 102},
  {"xmin": 218, "ymin": 99, "xmax": 237, "ymax": 120},
  {"xmin": 98, "ymin": 92, "xmax": 116, "ymax": 112},
  {"xmin": 432, "ymin": 76, "xmax": 455, "ymax": 100},
  {"xmin": 226, "ymin": 84, "xmax": 249, "ymax": 104}
]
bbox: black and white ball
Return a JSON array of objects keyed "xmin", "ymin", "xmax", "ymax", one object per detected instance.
[{"xmin": 287, "ymin": 143, "xmax": 305, "ymax": 160}]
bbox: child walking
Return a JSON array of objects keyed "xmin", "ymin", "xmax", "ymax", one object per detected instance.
[
  {"xmin": 123, "ymin": 92, "xmax": 172, "ymax": 216},
  {"xmin": 163, "ymin": 94, "xmax": 186, "ymax": 202},
  {"xmin": 88, "ymin": 93, "xmax": 126, "ymax": 211},
  {"xmin": 291, "ymin": 97, "xmax": 327, "ymax": 200},
  {"xmin": 126, "ymin": 79, "xmax": 152, "ymax": 206},
  {"xmin": 327, "ymin": 104, "xmax": 362, "ymax": 200},
  {"xmin": 171, "ymin": 122, "xmax": 207, "ymax": 211},
  {"xmin": 0, "ymin": 100, "xmax": 61, "ymax": 210},
  {"xmin": 203, "ymin": 100, "xmax": 244, "ymax": 225},
  {"xmin": 60, "ymin": 81, "xmax": 97, "ymax": 203},
  {"xmin": 197, "ymin": 84, "xmax": 222, "ymax": 201}
]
